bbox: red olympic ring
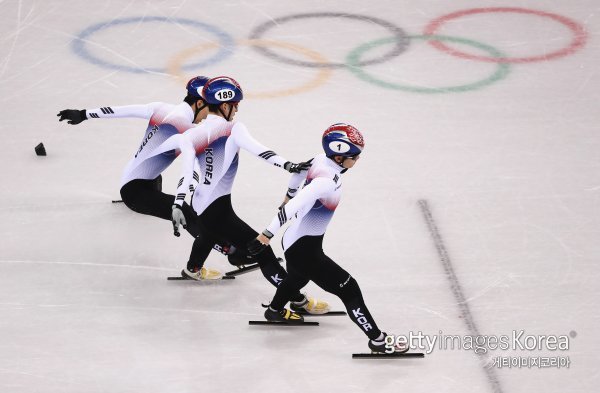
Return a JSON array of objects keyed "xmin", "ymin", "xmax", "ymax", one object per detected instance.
[{"xmin": 424, "ymin": 7, "xmax": 588, "ymax": 64}]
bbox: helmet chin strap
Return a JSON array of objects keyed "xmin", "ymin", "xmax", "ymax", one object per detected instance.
[
  {"xmin": 340, "ymin": 158, "xmax": 350, "ymax": 173},
  {"xmin": 329, "ymin": 156, "xmax": 350, "ymax": 172},
  {"xmin": 194, "ymin": 101, "xmax": 207, "ymax": 120},
  {"xmin": 218, "ymin": 103, "xmax": 234, "ymax": 121}
]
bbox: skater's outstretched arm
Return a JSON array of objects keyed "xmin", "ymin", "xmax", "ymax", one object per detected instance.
[
  {"xmin": 231, "ymin": 122, "xmax": 311, "ymax": 174},
  {"xmin": 57, "ymin": 103, "xmax": 162, "ymax": 125}
]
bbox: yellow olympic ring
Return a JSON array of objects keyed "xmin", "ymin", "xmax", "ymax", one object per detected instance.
[{"xmin": 167, "ymin": 39, "xmax": 332, "ymax": 99}]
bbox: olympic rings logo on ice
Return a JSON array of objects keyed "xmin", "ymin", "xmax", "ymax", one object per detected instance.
[
  {"xmin": 71, "ymin": 8, "xmax": 588, "ymax": 97},
  {"xmin": 72, "ymin": 16, "xmax": 235, "ymax": 74},
  {"xmin": 165, "ymin": 40, "xmax": 334, "ymax": 99}
]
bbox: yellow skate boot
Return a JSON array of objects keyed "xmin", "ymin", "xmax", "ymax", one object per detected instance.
[
  {"xmin": 290, "ymin": 294, "xmax": 330, "ymax": 315},
  {"xmin": 181, "ymin": 266, "xmax": 223, "ymax": 280}
]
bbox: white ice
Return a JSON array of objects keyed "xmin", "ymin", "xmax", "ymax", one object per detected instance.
[{"xmin": 1, "ymin": 1, "xmax": 599, "ymax": 392}]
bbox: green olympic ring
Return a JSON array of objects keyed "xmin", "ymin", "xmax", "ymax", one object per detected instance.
[{"xmin": 346, "ymin": 35, "xmax": 511, "ymax": 93}]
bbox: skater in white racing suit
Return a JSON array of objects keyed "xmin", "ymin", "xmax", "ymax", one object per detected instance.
[
  {"xmin": 250, "ymin": 123, "xmax": 409, "ymax": 353},
  {"xmin": 57, "ymin": 77, "xmax": 232, "ymax": 279},
  {"xmin": 168, "ymin": 76, "xmax": 329, "ymax": 312}
]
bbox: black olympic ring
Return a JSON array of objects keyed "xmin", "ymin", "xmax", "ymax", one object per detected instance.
[{"xmin": 248, "ymin": 12, "xmax": 410, "ymax": 69}]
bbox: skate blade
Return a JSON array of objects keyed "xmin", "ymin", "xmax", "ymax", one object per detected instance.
[
  {"xmin": 295, "ymin": 310, "xmax": 347, "ymax": 316},
  {"xmin": 225, "ymin": 264, "xmax": 260, "ymax": 277},
  {"xmin": 225, "ymin": 258, "xmax": 283, "ymax": 277},
  {"xmin": 248, "ymin": 320, "xmax": 319, "ymax": 326},
  {"xmin": 352, "ymin": 352, "xmax": 424, "ymax": 359},
  {"xmin": 167, "ymin": 276, "xmax": 234, "ymax": 281}
]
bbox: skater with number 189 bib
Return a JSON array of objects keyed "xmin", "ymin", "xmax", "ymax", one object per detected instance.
[
  {"xmin": 56, "ymin": 77, "xmax": 246, "ymax": 279},
  {"xmin": 248, "ymin": 124, "xmax": 409, "ymax": 353},
  {"xmin": 170, "ymin": 76, "xmax": 329, "ymax": 314}
]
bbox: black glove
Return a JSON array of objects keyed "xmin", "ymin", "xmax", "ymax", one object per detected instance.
[
  {"xmin": 247, "ymin": 238, "xmax": 267, "ymax": 256},
  {"xmin": 57, "ymin": 109, "xmax": 87, "ymax": 125},
  {"xmin": 284, "ymin": 160, "xmax": 312, "ymax": 174}
]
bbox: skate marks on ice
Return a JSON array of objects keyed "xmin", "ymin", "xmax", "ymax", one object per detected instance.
[
  {"xmin": 418, "ymin": 200, "xmax": 504, "ymax": 393},
  {"xmin": 0, "ymin": 259, "xmax": 173, "ymax": 273}
]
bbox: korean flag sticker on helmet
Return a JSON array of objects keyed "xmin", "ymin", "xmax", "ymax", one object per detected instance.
[
  {"xmin": 215, "ymin": 89, "xmax": 235, "ymax": 101},
  {"xmin": 329, "ymin": 141, "xmax": 351, "ymax": 153}
]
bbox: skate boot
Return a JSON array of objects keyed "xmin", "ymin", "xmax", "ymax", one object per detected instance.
[
  {"xmin": 290, "ymin": 293, "xmax": 330, "ymax": 315},
  {"xmin": 264, "ymin": 306, "xmax": 304, "ymax": 324},
  {"xmin": 368, "ymin": 332, "xmax": 409, "ymax": 354},
  {"xmin": 181, "ymin": 266, "xmax": 223, "ymax": 280}
]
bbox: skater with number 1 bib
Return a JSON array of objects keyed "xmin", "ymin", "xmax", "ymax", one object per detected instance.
[{"xmin": 248, "ymin": 124, "xmax": 409, "ymax": 352}]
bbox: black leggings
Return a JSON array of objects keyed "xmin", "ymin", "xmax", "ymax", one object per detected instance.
[
  {"xmin": 271, "ymin": 235, "xmax": 382, "ymax": 340},
  {"xmin": 120, "ymin": 177, "xmax": 250, "ymax": 266},
  {"xmin": 120, "ymin": 176, "xmax": 201, "ymax": 237},
  {"xmin": 189, "ymin": 195, "xmax": 301, "ymax": 296}
]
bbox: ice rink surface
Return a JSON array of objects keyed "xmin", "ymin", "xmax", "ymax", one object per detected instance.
[{"xmin": 1, "ymin": 0, "xmax": 599, "ymax": 392}]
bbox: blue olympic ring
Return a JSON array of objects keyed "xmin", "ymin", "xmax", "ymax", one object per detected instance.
[{"xmin": 71, "ymin": 16, "xmax": 235, "ymax": 74}]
